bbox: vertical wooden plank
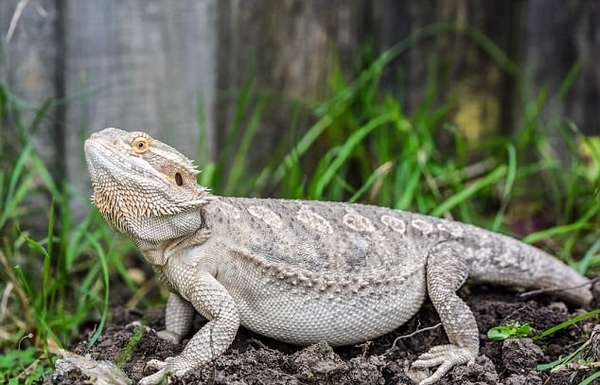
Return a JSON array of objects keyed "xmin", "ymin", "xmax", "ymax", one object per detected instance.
[
  {"xmin": 215, "ymin": 0, "xmax": 371, "ymax": 175},
  {"xmin": 64, "ymin": 0, "xmax": 218, "ymax": 217},
  {"xmin": 65, "ymin": 0, "xmax": 217, "ymax": 155},
  {"xmin": 372, "ymin": 0, "xmax": 525, "ymax": 140},
  {"xmin": 0, "ymin": 0, "xmax": 60, "ymax": 164},
  {"xmin": 526, "ymin": 0, "xmax": 599, "ymax": 136},
  {"xmin": 0, "ymin": 0, "xmax": 62, "ymax": 234}
]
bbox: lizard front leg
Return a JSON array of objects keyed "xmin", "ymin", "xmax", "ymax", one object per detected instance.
[
  {"xmin": 410, "ymin": 241, "xmax": 479, "ymax": 385},
  {"xmin": 140, "ymin": 271, "xmax": 240, "ymax": 385}
]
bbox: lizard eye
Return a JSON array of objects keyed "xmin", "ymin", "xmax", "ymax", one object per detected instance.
[{"xmin": 131, "ymin": 136, "xmax": 150, "ymax": 154}]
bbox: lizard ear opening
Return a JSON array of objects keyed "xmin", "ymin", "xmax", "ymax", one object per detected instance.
[{"xmin": 175, "ymin": 172, "xmax": 183, "ymax": 186}]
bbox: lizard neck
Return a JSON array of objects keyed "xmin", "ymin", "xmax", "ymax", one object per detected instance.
[{"xmin": 133, "ymin": 210, "xmax": 208, "ymax": 266}]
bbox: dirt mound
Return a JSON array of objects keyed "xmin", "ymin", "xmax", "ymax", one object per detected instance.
[{"xmin": 51, "ymin": 287, "xmax": 595, "ymax": 385}]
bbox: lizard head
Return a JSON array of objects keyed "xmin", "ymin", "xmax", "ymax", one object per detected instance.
[{"xmin": 84, "ymin": 127, "xmax": 210, "ymax": 239}]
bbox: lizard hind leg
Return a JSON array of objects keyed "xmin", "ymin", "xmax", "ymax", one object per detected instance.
[
  {"xmin": 156, "ymin": 292, "xmax": 196, "ymax": 343},
  {"xmin": 410, "ymin": 241, "xmax": 479, "ymax": 385}
]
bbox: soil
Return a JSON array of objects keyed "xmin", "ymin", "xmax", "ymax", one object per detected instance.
[{"xmin": 49, "ymin": 282, "xmax": 598, "ymax": 385}]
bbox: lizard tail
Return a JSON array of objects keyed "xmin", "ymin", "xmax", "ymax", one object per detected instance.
[{"xmin": 466, "ymin": 234, "xmax": 593, "ymax": 307}]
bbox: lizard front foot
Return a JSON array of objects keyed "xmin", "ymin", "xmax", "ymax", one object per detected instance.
[
  {"xmin": 139, "ymin": 359, "xmax": 169, "ymax": 385},
  {"xmin": 139, "ymin": 357, "xmax": 194, "ymax": 385},
  {"xmin": 409, "ymin": 344, "xmax": 476, "ymax": 385}
]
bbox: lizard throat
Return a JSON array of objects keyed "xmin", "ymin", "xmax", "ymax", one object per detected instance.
[{"xmin": 91, "ymin": 180, "xmax": 210, "ymax": 240}]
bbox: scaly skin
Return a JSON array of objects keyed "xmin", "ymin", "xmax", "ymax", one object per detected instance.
[{"xmin": 85, "ymin": 127, "xmax": 592, "ymax": 385}]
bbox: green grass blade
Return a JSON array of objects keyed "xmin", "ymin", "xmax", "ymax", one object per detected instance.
[
  {"xmin": 272, "ymin": 113, "xmax": 336, "ymax": 185},
  {"xmin": 523, "ymin": 222, "xmax": 590, "ymax": 244},
  {"xmin": 580, "ymin": 371, "xmax": 600, "ymax": 385},
  {"xmin": 557, "ymin": 61, "xmax": 581, "ymax": 101},
  {"xmin": 492, "ymin": 144, "xmax": 516, "ymax": 231},
  {"xmin": 85, "ymin": 233, "xmax": 111, "ymax": 348},
  {"xmin": 536, "ymin": 341, "xmax": 586, "ymax": 371},
  {"xmin": 575, "ymin": 240, "xmax": 600, "ymax": 274},
  {"xmin": 431, "ymin": 165, "xmax": 507, "ymax": 217},
  {"xmin": 0, "ymin": 145, "xmax": 34, "ymax": 227},
  {"xmin": 349, "ymin": 161, "xmax": 394, "ymax": 203},
  {"xmin": 312, "ymin": 113, "xmax": 394, "ymax": 198},
  {"xmin": 225, "ymin": 97, "xmax": 267, "ymax": 195},
  {"xmin": 533, "ymin": 308, "xmax": 600, "ymax": 341}
]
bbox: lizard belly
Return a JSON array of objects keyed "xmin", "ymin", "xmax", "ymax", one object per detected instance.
[{"xmin": 218, "ymin": 258, "xmax": 427, "ymax": 346}]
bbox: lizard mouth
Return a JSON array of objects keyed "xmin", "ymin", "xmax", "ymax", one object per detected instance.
[{"xmin": 85, "ymin": 132, "xmax": 123, "ymax": 173}]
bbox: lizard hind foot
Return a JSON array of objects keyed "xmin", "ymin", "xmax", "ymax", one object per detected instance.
[
  {"xmin": 156, "ymin": 330, "xmax": 183, "ymax": 344},
  {"xmin": 409, "ymin": 344, "xmax": 477, "ymax": 385}
]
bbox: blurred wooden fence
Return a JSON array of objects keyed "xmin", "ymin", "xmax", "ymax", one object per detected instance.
[{"xmin": 0, "ymin": 0, "xmax": 598, "ymax": 217}]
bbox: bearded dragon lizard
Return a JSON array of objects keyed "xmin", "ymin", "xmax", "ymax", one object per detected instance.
[{"xmin": 84, "ymin": 127, "xmax": 592, "ymax": 385}]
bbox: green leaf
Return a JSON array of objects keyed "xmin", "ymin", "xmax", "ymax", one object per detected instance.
[{"xmin": 487, "ymin": 322, "xmax": 532, "ymax": 341}]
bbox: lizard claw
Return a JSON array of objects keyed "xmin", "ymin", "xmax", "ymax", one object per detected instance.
[{"xmin": 409, "ymin": 344, "xmax": 476, "ymax": 385}]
